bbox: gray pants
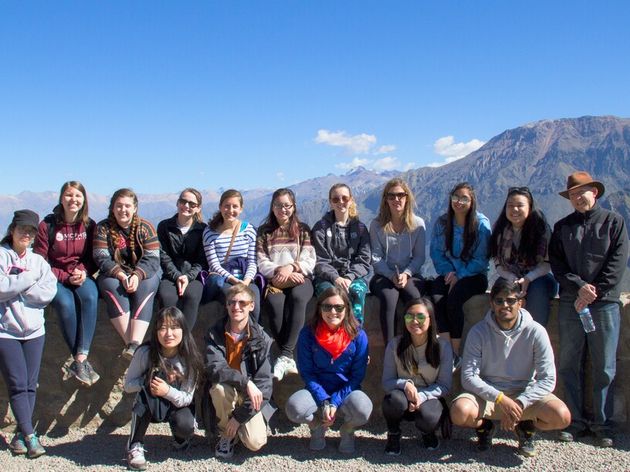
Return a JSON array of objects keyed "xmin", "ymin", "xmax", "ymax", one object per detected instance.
[{"xmin": 285, "ymin": 389, "xmax": 372, "ymax": 427}]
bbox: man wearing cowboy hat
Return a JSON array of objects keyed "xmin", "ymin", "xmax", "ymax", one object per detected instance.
[{"xmin": 549, "ymin": 171, "xmax": 628, "ymax": 447}]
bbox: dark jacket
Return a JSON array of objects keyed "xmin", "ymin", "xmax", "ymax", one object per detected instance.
[
  {"xmin": 549, "ymin": 204, "xmax": 628, "ymax": 303},
  {"xmin": 205, "ymin": 318, "xmax": 274, "ymax": 423},
  {"xmin": 296, "ymin": 325, "xmax": 369, "ymax": 408},
  {"xmin": 311, "ymin": 211, "xmax": 372, "ymax": 284},
  {"xmin": 157, "ymin": 215, "xmax": 208, "ymax": 283}
]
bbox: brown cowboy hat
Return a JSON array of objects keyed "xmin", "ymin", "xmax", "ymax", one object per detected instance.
[{"xmin": 559, "ymin": 171, "xmax": 605, "ymax": 199}]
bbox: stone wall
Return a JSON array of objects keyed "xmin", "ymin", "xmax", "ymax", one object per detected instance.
[{"xmin": 1, "ymin": 294, "xmax": 628, "ymax": 434}]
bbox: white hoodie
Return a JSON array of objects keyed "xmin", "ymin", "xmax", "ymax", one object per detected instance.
[{"xmin": 0, "ymin": 244, "xmax": 57, "ymax": 340}]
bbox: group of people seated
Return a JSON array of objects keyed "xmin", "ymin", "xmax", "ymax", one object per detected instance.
[{"xmin": 0, "ymin": 170, "xmax": 626, "ymax": 469}]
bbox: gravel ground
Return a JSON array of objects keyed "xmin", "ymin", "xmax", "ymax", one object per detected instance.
[{"xmin": 1, "ymin": 416, "xmax": 629, "ymax": 471}]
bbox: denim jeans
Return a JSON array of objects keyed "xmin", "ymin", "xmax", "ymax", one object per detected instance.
[
  {"xmin": 557, "ymin": 299, "xmax": 620, "ymax": 431},
  {"xmin": 51, "ymin": 278, "xmax": 99, "ymax": 356},
  {"xmin": 523, "ymin": 273, "xmax": 558, "ymax": 327}
]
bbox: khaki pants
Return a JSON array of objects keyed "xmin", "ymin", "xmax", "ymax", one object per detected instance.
[
  {"xmin": 210, "ymin": 383, "xmax": 268, "ymax": 451},
  {"xmin": 454, "ymin": 391, "xmax": 560, "ymax": 422}
]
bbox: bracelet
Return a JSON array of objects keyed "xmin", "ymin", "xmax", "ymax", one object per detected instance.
[{"xmin": 495, "ymin": 392, "xmax": 504, "ymax": 405}]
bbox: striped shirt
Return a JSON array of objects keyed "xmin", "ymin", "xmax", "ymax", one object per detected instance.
[
  {"xmin": 203, "ymin": 222, "xmax": 258, "ymax": 280},
  {"xmin": 256, "ymin": 223, "xmax": 316, "ymax": 279}
]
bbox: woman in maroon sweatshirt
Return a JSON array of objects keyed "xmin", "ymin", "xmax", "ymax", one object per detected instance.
[{"xmin": 34, "ymin": 181, "xmax": 99, "ymax": 387}]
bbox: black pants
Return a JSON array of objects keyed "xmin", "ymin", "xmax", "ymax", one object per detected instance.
[
  {"xmin": 432, "ymin": 274, "xmax": 487, "ymax": 339},
  {"xmin": 158, "ymin": 278, "xmax": 205, "ymax": 329},
  {"xmin": 382, "ymin": 389, "xmax": 443, "ymax": 434},
  {"xmin": 265, "ymin": 279, "xmax": 313, "ymax": 358},
  {"xmin": 370, "ymin": 275, "xmax": 428, "ymax": 344},
  {"xmin": 129, "ymin": 391, "xmax": 195, "ymax": 446}
]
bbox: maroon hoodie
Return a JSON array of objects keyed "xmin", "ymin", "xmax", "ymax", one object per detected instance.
[{"xmin": 33, "ymin": 216, "xmax": 97, "ymax": 284}]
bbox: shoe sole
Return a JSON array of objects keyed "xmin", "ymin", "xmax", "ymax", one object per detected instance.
[
  {"xmin": 9, "ymin": 447, "xmax": 27, "ymax": 455},
  {"xmin": 127, "ymin": 463, "xmax": 148, "ymax": 471},
  {"xmin": 384, "ymin": 450, "xmax": 401, "ymax": 456},
  {"xmin": 27, "ymin": 450, "xmax": 46, "ymax": 459},
  {"xmin": 517, "ymin": 448, "xmax": 536, "ymax": 458}
]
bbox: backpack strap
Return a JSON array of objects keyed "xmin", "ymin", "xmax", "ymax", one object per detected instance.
[{"xmin": 43, "ymin": 214, "xmax": 57, "ymax": 248}]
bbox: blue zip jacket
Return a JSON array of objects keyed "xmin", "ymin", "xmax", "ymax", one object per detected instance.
[
  {"xmin": 296, "ymin": 325, "xmax": 369, "ymax": 408},
  {"xmin": 430, "ymin": 211, "xmax": 491, "ymax": 279}
]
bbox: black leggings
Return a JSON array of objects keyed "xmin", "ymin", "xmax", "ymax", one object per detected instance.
[
  {"xmin": 432, "ymin": 274, "xmax": 487, "ymax": 339},
  {"xmin": 370, "ymin": 275, "xmax": 427, "ymax": 344},
  {"xmin": 382, "ymin": 389, "xmax": 444, "ymax": 434},
  {"xmin": 129, "ymin": 394, "xmax": 195, "ymax": 445},
  {"xmin": 158, "ymin": 278, "xmax": 205, "ymax": 329},
  {"xmin": 264, "ymin": 279, "xmax": 313, "ymax": 358}
]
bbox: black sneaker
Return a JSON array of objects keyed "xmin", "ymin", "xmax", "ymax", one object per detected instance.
[
  {"xmin": 476, "ymin": 419, "xmax": 495, "ymax": 451},
  {"xmin": 422, "ymin": 432, "xmax": 440, "ymax": 450},
  {"xmin": 68, "ymin": 360, "xmax": 92, "ymax": 386},
  {"xmin": 593, "ymin": 430, "xmax": 614, "ymax": 448},
  {"xmin": 516, "ymin": 420, "xmax": 536, "ymax": 457},
  {"xmin": 558, "ymin": 424, "xmax": 587, "ymax": 442},
  {"xmin": 83, "ymin": 360, "xmax": 100, "ymax": 385},
  {"xmin": 384, "ymin": 432, "xmax": 401, "ymax": 455}
]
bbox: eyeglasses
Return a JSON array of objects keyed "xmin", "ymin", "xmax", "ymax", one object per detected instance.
[
  {"xmin": 321, "ymin": 303, "xmax": 345, "ymax": 313},
  {"xmin": 273, "ymin": 203, "xmax": 294, "ymax": 210},
  {"xmin": 450, "ymin": 195, "xmax": 471, "ymax": 204},
  {"xmin": 387, "ymin": 192, "xmax": 407, "ymax": 201},
  {"xmin": 158, "ymin": 324, "xmax": 183, "ymax": 332},
  {"xmin": 492, "ymin": 297, "xmax": 519, "ymax": 306},
  {"xmin": 404, "ymin": 313, "xmax": 427, "ymax": 324},
  {"xmin": 331, "ymin": 195, "xmax": 350, "ymax": 204},
  {"xmin": 178, "ymin": 198, "xmax": 199, "ymax": 209},
  {"xmin": 227, "ymin": 299, "xmax": 252, "ymax": 308}
]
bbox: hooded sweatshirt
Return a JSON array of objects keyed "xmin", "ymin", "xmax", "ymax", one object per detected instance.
[
  {"xmin": 461, "ymin": 308, "xmax": 555, "ymax": 409},
  {"xmin": 0, "ymin": 244, "xmax": 57, "ymax": 340},
  {"xmin": 370, "ymin": 215, "xmax": 426, "ymax": 279}
]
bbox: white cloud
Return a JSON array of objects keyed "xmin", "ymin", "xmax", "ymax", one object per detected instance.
[
  {"xmin": 335, "ymin": 157, "xmax": 371, "ymax": 171},
  {"xmin": 276, "ymin": 172, "xmax": 285, "ymax": 181},
  {"xmin": 432, "ymin": 135, "xmax": 485, "ymax": 166},
  {"xmin": 372, "ymin": 156, "xmax": 400, "ymax": 171},
  {"xmin": 376, "ymin": 144, "xmax": 396, "ymax": 154},
  {"xmin": 315, "ymin": 129, "xmax": 377, "ymax": 154}
]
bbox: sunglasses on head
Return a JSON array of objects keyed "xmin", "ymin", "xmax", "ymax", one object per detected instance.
[
  {"xmin": 493, "ymin": 297, "xmax": 520, "ymax": 306},
  {"xmin": 321, "ymin": 303, "xmax": 345, "ymax": 313},
  {"xmin": 508, "ymin": 186, "xmax": 531, "ymax": 194},
  {"xmin": 404, "ymin": 312, "xmax": 427, "ymax": 323},
  {"xmin": 178, "ymin": 198, "xmax": 199, "ymax": 209},
  {"xmin": 331, "ymin": 195, "xmax": 350, "ymax": 204}
]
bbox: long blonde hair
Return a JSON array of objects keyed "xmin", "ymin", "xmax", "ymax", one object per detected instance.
[{"xmin": 376, "ymin": 178, "xmax": 417, "ymax": 233}]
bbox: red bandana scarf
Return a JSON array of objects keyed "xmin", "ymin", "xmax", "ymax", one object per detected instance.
[{"xmin": 315, "ymin": 322, "xmax": 352, "ymax": 361}]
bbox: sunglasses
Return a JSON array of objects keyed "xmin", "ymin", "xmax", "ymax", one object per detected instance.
[
  {"xmin": 387, "ymin": 192, "xmax": 407, "ymax": 201},
  {"xmin": 331, "ymin": 195, "xmax": 351, "ymax": 204},
  {"xmin": 321, "ymin": 303, "xmax": 345, "ymax": 313},
  {"xmin": 404, "ymin": 313, "xmax": 427, "ymax": 323},
  {"xmin": 227, "ymin": 299, "xmax": 252, "ymax": 308},
  {"xmin": 493, "ymin": 297, "xmax": 519, "ymax": 306},
  {"xmin": 178, "ymin": 198, "xmax": 199, "ymax": 209},
  {"xmin": 450, "ymin": 195, "xmax": 471, "ymax": 204},
  {"xmin": 508, "ymin": 186, "xmax": 531, "ymax": 194}
]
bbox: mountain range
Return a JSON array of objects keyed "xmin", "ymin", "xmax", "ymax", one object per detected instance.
[{"xmin": 2, "ymin": 115, "xmax": 629, "ymax": 285}]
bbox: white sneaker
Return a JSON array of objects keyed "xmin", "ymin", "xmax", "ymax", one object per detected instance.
[
  {"xmin": 215, "ymin": 435, "xmax": 238, "ymax": 458},
  {"xmin": 273, "ymin": 356, "xmax": 296, "ymax": 381},
  {"xmin": 127, "ymin": 442, "xmax": 147, "ymax": 470}
]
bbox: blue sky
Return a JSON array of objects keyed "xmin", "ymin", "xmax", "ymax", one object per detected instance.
[{"xmin": 1, "ymin": 1, "xmax": 629, "ymax": 195}]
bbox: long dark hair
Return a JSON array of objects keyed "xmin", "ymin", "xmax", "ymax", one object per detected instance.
[
  {"xmin": 309, "ymin": 286, "xmax": 360, "ymax": 340},
  {"xmin": 490, "ymin": 187, "xmax": 548, "ymax": 266},
  {"xmin": 396, "ymin": 297, "xmax": 441, "ymax": 370},
  {"xmin": 440, "ymin": 182, "xmax": 479, "ymax": 262},
  {"xmin": 149, "ymin": 307, "xmax": 203, "ymax": 385},
  {"xmin": 53, "ymin": 181, "xmax": 90, "ymax": 225},
  {"xmin": 209, "ymin": 189, "xmax": 242, "ymax": 230},
  {"xmin": 260, "ymin": 188, "xmax": 301, "ymax": 240},
  {"xmin": 108, "ymin": 188, "xmax": 141, "ymax": 268}
]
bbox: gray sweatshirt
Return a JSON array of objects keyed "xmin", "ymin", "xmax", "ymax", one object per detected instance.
[
  {"xmin": 370, "ymin": 215, "xmax": 426, "ymax": 279},
  {"xmin": 461, "ymin": 308, "xmax": 556, "ymax": 409}
]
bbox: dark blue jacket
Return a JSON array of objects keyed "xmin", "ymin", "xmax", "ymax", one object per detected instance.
[{"xmin": 296, "ymin": 325, "xmax": 369, "ymax": 408}]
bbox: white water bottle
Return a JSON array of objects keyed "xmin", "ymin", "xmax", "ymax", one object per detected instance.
[{"xmin": 579, "ymin": 307, "xmax": 596, "ymax": 333}]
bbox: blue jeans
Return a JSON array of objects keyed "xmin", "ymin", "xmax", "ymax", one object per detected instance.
[
  {"xmin": 315, "ymin": 278, "xmax": 368, "ymax": 324},
  {"xmin": 51, "ymin": 278, "xmax": 99, "ymax": 356},
  {"xmin": 558, "ymin": 299, "xmax": 620, "ymax": 431},
  {"xmin": 522, "ymin": 273, "xmax": 558, "ymax": 326}
]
